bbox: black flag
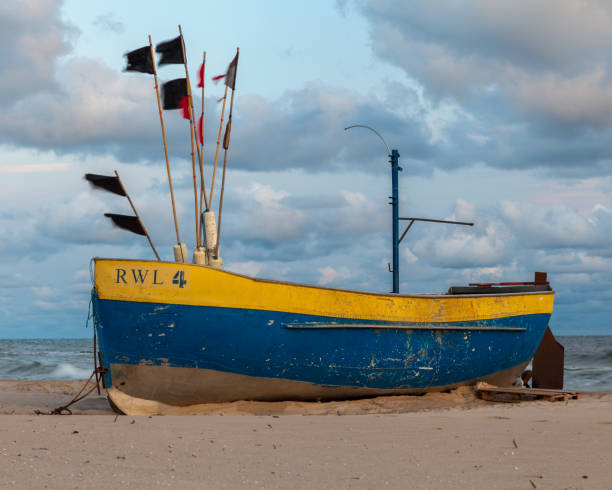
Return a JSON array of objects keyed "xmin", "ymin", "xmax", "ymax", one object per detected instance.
[
  {"xmin": 104, "ymin": 214, "xmax": 146, "ymax": 236},
  {"xmin": 124, "ymin": 46, "xmax": 154, "ymax": 74},
  {"xmin": 84, "ymin": 174, "xmax": 126, "ymax": 196},
  {"xmin": 161, "ymin": 78, "xmax": 188, "ymax": 110},
  {"xmin": 225, "ymin": 51, "xmax": 238, "ymax": 90},
  {"xmin": 156, "ymin": 36, "xmax": 185, "ymax": 65}
]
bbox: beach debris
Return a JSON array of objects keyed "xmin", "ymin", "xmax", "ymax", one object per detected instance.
[
  {"xmin": 513, "ymin": 438, "xmax": 518, "ymax": 448},
  {"xmin": 529, "ymin": 480, "xmax": 537, "ymax": 488},
  {"xmin": 130, "ymin": 419, "xmax": 135, "ymax": 424},
  {"xmin": 532, "ymin": 326, "xmax": 565, "ymax": 390},
  {"xmin": 475, "ymin": 382, "xmax": 581, "ymax": 403}
]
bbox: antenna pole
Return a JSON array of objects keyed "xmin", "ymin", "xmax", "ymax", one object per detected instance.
[{"xmin": 391, "ymin": 149, "xmax": 400, "ymax": 293}]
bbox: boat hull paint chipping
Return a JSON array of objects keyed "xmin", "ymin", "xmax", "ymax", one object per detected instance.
[{"xmin": 92, "ymin": 259, "xmax": 554, "ymax": 407}]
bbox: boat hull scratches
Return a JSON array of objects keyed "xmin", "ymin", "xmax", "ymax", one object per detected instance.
[
  {"xmin": 107, "ymin": 360, "xmax": 529, "ymax": 413},
  {"xmin": 93, "ymin": 296, "xmax": 549, "ymax": 392}
]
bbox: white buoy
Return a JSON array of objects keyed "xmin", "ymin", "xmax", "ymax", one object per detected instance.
[
  {"xmin": 193, "ymin": 247, "xmax": 207, "ymax": 265},
  {"xmin": 173, "ymin": 243, "xmax": 188, "ymax": 263},
  {"xmin": 208, "ymin": 256, "xmax": 223, "ymax": 268},
  {"xmin": 203, "ymin": 211, "xmax": 222, "ymax": 269},
  {"xmin": 203, "ymin": 211, "xmax": 217, "ymax": 250}
]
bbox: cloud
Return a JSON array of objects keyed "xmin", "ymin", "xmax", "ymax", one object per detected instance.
[
  {"xmin": 0, "ymin": 0, "xmax": 75, "ymax": 102},
  {"xmin": 228, "ymin": 261, "xmax": 264, "ymax": 277},
  {"xmin": 317, "ymin": 265, "xmax": 352, "ymax": 286},
  {"xmin": 31, "ymin": 286, "xmax": 57, "ymax": 299},
  {"xmin": 0, "ymin": 163, "xmax": 72, "ymax": 173},
  {"xmin": 231, "ymin": 182, "xmax": 306, "ymax": 245},
  {"xmin": 413, "ymin": 224, "xmax": 508, "ymax": 268},
  {"xmin": 500, "ymin": 201, "xmax": 605, "ymax": 249},
  {"xmin": 361, "ymin": 1, "xmax": 612, "ymax": 97},
  {"xmin": 93, "ymin": 13, "xmax": 124, "ymax": 34},
  {"xmin": 353, "ymin": 0, "xmax": 612, "ymax": 177}
]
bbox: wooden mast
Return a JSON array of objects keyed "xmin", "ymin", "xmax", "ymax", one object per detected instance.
[
  {"xmin": 178, "ymin": 25, "xmax": 201, "ymax": 249},
  {"xmin": 148, "ymin": 34, "xmax": 181, "ymax": 249},
  {"xmin": 114, "ymin": 170, "xmax": 161, "ymax": 261},
  {"xmin": 208, "ymin": 83, "xmax": 229, "ymax": 209},
  {"xmin": 215, "ymin": 48, "xmax": 239, "ymax": 257},
  {"xmin": 198, "ymin": 51, "xmax": 208, "ymax": 218}
]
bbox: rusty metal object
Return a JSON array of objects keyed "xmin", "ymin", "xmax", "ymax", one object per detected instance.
[
  {"xmin": 532, "ymin": 326, "xmax": 565, "ymax": 390},
  {"xmin": 469, "ymin": 271, "xmax": 549, "ymax": 288}
]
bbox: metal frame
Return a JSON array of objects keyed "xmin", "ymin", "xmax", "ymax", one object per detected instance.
[{"xmin": 345, "ymin": 125, "xmax": 473, "ymax": 294}]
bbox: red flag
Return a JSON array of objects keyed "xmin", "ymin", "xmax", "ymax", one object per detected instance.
[
  {"xmin": 197, "ymin": 62, "xmax": 205, "ymax": 88},
  {"xmin": 212, "ymin": 74, "xmax": 225, "ymax": 83},
  {"xmin": 198, "ymin": 114, "xmax": 204, "ymax": 145},
  {"xmin": 217, "ymin": 96, "xmax": 226, "ymax": 103},
  {"xmin": 178, "ymin": 96, "xmax": 190, "ymax": 120}
]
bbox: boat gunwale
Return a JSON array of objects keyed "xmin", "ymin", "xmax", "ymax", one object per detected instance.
[{"xmin": 93, "ymin": 257, "xmax": 555, "ymax": 300}]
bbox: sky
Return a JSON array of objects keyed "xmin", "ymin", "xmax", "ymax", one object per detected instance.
[{"xmin": 1, "ymin": 0, "xmax": 612, "ymax": 338}]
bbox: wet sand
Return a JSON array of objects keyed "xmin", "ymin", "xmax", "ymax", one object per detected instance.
[{"xmin": 1, "ymin": 379, "xmax": 611, "ymax": 488}]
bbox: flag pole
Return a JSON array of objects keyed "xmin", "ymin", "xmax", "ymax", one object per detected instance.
[
  {"xmin": 149, "ymin": 34, "xmax": 181, "ymax": 249},
  {"xmin": 114, "ymin": 170, "xmax": 161, "ymax": 261},
  {"xmin": 198, "ymin": 51, "xmax": 208, "ymax": 217},
  {"xmin": 178, "ymin": 25, "xmax": 201, "ymax": 249},
  {"xmin": 208, "ymin": 83, "xmax": 229, "ymax": 209},
  {"xmin": 215, "ymin": 47, "xmax": 239, "ymax": 257}
]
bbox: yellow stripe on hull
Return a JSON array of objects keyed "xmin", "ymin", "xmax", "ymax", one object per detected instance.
[{"xmin": 94, "ymin": 259, "xmax": 554, "ymax": 323}]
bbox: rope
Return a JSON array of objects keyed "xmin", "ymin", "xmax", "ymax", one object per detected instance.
[
  {"xmin": 34, "ymin": 366, "xmax": 107, "ymax": 416},
  {"xmin": 34, "ymin": 306, "xmax": 107, "ymax": 415}
]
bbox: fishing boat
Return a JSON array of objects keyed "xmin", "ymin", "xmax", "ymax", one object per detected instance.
[
  {"xmin": 87, "ymin": 32, "xmax": 556, "ymax": 414},
  {"xmin": 92, "ymin": 260, "xmax": 553, "ymax": 412}
]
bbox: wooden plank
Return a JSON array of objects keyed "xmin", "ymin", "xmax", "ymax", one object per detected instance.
[
  {"xmin": 477, "ymin": 386, "xmax": 579, "ymax": 396},
  {"xmin": 475, "ymin": 385, "xmax": 581, "ymax": 403}
]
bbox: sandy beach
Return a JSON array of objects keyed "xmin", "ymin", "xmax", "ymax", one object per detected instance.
[{"xmin": 0, "ymin": 380, "xmax": 610, "ymax": 489}]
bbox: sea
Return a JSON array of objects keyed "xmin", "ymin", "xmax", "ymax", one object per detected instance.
[{"xmin": 0, "ymin": 336, "xmax": 611, "ymax": 391}]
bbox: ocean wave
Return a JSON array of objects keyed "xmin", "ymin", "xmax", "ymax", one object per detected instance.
[
  {"xmin": 565, "ymin": 366, "xmax": 612, "ymax": 372},
  {"xmin": 5, "ymin": 361, "xmax": 45, "ymax": 376},
  {"xmin": 49, "ymin": 363, "xmax": 92, "ymax": 380}
]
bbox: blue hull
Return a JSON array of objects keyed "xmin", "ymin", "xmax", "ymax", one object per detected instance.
[{"xmin": 93, "ymin": 294, "xmax": 550, "ymax": 402}]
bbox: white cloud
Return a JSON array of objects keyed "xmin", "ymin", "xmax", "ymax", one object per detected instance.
[
  {"xmin": 500, "ymin": 201, "xmax": 604, "ymax": 249},
  {"xmin": 31, "ymin": 286, "xmax": 56, "ymax": 299},
  {"xmin": 0, "ymin": 0, "xmax": 75, "ymax": 101},
  {"xmin": 229, "ymin": 261, "xmax": 264, "ymax": 277},
  {"xmin": 0, "ymin": 163, "xmax": 71, "ymax": 173},
  {"xmin": 233, "ymin": 182, "xmax": 306, "ymax": 244},
  {"xmin": 317, "ymin": 265, "xmax": 352, "ymax": 285}
]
